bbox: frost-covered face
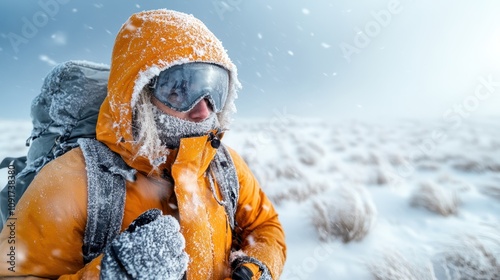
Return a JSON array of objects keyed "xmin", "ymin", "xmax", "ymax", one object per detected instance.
[
  {"xmin": 152, "ymin": 95, "xmax": 213, "ymax": 123},
  {"xmin": 133, "ymin": 89, "xmax": 219, "ymax": 156}
]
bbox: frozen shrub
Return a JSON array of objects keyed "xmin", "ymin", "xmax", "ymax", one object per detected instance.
[
  {"xmin": 367, "ymin": 152, "xmax": 382, "ymax": 166},
  {"xmin": 311, "ymin": 185, "xmax": 377, "ymax": 243},
  {"xmin": 417, "ymin": 161, "xmax": 440, "ymax": 171},
  {"xmin": 452, "ymin": 159, "xmax": 485, "ymax": 173},
  {"xmin": 368, "ymin": 251, "xmax": 435, "ymax": 280},
  {"xmin": 432, "ymin": 234, "xmax": 500, "ymax": 280},
  {"xmin": 480, "ymin": 185, "xmax": 500, "ymax": 201},
  {"xmin": 367, "ymin": 167, "xmax": 398, "ymax": 186},
  {"xmin": 298, "ymin": 152, "xmax": 317, "ymax": 166},
  {"xmin": 410, "ymin": 181, "xmax": 460, "ymax": 216},
  {"xmin": 374, "ymin": 168, "xmax": 390, "ymax": 185},
  {"xmin": 274, "ymin": 164, "xmax": 304, "ymax": 180},
  {"xmin": 308, "ymin": 141, "xmax": 325, "ymax": 155},
  {"xmin": 297, "ymin": 142, "xmax": 323, "ymax": 166},
  {"xmin": 487, "ymin": 163, "xmax": 500, "ymax": 172},
  {"xmin": 271, "ymin": 182, "xmax": 328, "ymax": 206}
]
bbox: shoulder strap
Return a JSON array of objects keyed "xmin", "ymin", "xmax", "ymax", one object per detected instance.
[
  {"xmin": 0, "ymin": 157, "xmax": 31, "ymax": 231},
  {"xmin": 209, "ymin": 144, "xmax": 240, "ymax": 230},
  {"xmin": 78, "ymin": 138, "xmax": 136, "ymax": 264},
  {"xmin": 0, "ymin": 157, "xmax": 27, "ymax": 170}
]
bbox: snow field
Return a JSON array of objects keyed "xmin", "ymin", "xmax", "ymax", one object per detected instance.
[{"xmin": 225, "ymin": 117, "xmax": 500, "ymax": 279}]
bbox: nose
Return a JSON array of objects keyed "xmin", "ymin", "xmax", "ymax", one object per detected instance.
[{"xmin": 188, "ymin": 99, "xmax": 212, "ymax": 122}]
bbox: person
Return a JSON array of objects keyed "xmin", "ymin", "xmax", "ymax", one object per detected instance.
[{"xmin": 0, "ymin": 9, "xmax": 286, "ymax": 279}]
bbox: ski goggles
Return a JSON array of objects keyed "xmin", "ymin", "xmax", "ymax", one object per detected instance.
[{"xmin": 150, "ymin": 63, "xmax": 229, "ymax": 113}]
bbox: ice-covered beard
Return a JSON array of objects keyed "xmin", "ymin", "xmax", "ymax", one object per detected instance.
[{"xmin": 152, "ymin": 105, "xmax": 219, "ymax": 149}]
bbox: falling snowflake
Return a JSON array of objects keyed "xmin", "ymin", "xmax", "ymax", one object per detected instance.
[
  {"xmin": 39, "ymin": 55, "xmax": 57, "ymax": 66},
  {"xmin": 321, "ymin": 43, "xmax": 331, "ymax": 49},
  {"xmin": 51, "ymin": 32, "xmax": 67, "ymax": 45}
]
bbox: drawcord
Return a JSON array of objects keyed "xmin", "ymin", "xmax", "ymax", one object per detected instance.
[
  {"xmin": 207, "ymin": 170, "xmax": 226, "ymax": 207},
  {"xmin": 207, "ymin": 130, "xmax": 223, "ymax": 206}
]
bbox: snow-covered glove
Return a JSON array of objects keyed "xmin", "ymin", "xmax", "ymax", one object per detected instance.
[
  {"xmin": 231, "ymin": 264, "xmax": 254, "ymax": 280},
  {"xmin": 100, "ymin": 209, "xmax": 189, "ymax": 280}
]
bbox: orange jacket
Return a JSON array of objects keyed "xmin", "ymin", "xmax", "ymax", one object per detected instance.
[{"xmin": 0, "ymin": 9, "xmax": 286, "ymax": 280}]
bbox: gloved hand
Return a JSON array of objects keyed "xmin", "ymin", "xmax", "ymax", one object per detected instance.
[
  {"xmin": 231, "ymin": 264, "xmax": 254, "ymax": 280},
  {"xmin": 101, "ymin": 209, "xmax": 188, "ymax": 280}
]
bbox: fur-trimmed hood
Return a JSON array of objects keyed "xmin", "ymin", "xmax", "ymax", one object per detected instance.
[{"xmin": 96, "ymin": 9, "xmax": 241, "ymax": 174}]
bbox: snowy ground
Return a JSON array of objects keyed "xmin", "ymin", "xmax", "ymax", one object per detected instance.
[
  {"xmin": 1, "ymin": 117, "xmax": 499, "ymax": 279},
  {"xmin": 224, "ymin": 117, "xmax": 500, "ymax": 280}
]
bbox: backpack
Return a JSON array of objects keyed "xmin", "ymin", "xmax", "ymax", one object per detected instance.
[
  {"xmin": 0, "ymin": 60, "xmax": 110, "ymax": 229},
  {"xmin": 0, "ymin": 60, "xmax": 240, "ymax": 264}
]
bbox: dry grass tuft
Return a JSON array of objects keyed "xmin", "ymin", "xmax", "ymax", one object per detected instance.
[
  {"xmin": 298, "ymin": 152, "xmax": 317, "ymax": 166},
  {"xmin": 270, "ymin": 182, "xmax": 328, "ymax": 206},
  {"xmin": 296, "ymin": 141, "xmax": 325, "ymax": 166},
  {"xmin": 311, "ymin": 185, "xmax": 377, "ymax": 243},
  {"xmin": 479, "ymin": 185, "xmax": 500, "ymax": 201},
  {"xmin": 417, "ymin": 161, "xmax": 440, "ymax": 171},
  {"xmin": 274, "ymin": 163, "xmax": 304, "ymax": 180},
  {"xmin": 388, "ymin": 153, "xmax": 405, "ymax": 166},
  {"xmin": 487, "ymin": 163, "xmax": 500, "ymax": 172},
  {"xmin": 367, "ymin": 167, "xmax": 401, "ymax": 186},
  {"xmin": 433, "ymin": 234, "xmax": 500, "ymax": 280},
  {"xmin": 368, "ymin": 251, "xmax": 435, "ymax": 280},
  {"xmin": 452, "ymin": 159, "xmax": 486, "ymax": 173},
  {"xmin": 410, "ymin": 181, "xmax": 460, "ymax": 216}
]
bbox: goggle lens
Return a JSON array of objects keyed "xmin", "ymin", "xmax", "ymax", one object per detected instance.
[{"xmin": 151, "ymin": 63, "xmax": 229, "ymax": 113}]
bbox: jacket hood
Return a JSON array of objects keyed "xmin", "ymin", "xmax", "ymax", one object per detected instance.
[{"xmin": 96, "ymin": 9, "xmax": 241, "ymax": 174}]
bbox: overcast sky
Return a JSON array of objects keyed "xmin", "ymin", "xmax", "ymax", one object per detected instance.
[{"xmin": 1, "ymin": 0, "xmax": 500, "ymax": 121}]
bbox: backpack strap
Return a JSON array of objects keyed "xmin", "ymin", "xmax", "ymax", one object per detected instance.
[
  {"xmin": 209, "ymin": 144, "xmax": 240, "ymax": 230},
  {"xmin": 0, "ymin": 157, "xmax": 31, "ymax": 230},
  {"xmin": 78, "ymin": 138, "xmax": 136, "ymax": 264},
  {"xmin": 0, "ymin": 157, "xmax": 27, "ymax": 170}
]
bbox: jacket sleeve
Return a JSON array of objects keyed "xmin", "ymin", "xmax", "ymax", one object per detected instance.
[
  {"xmin": 0, "ymin": 149, "xmax": 101, "ymax": 279},
  {"xmin": 229, "ymin": 148, "xmax": 287, "ymax": 279}
]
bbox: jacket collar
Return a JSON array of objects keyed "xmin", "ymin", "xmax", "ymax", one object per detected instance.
[{"xmin": 127, "ymin": 129, "xmax": 223, "ymax": 178}]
